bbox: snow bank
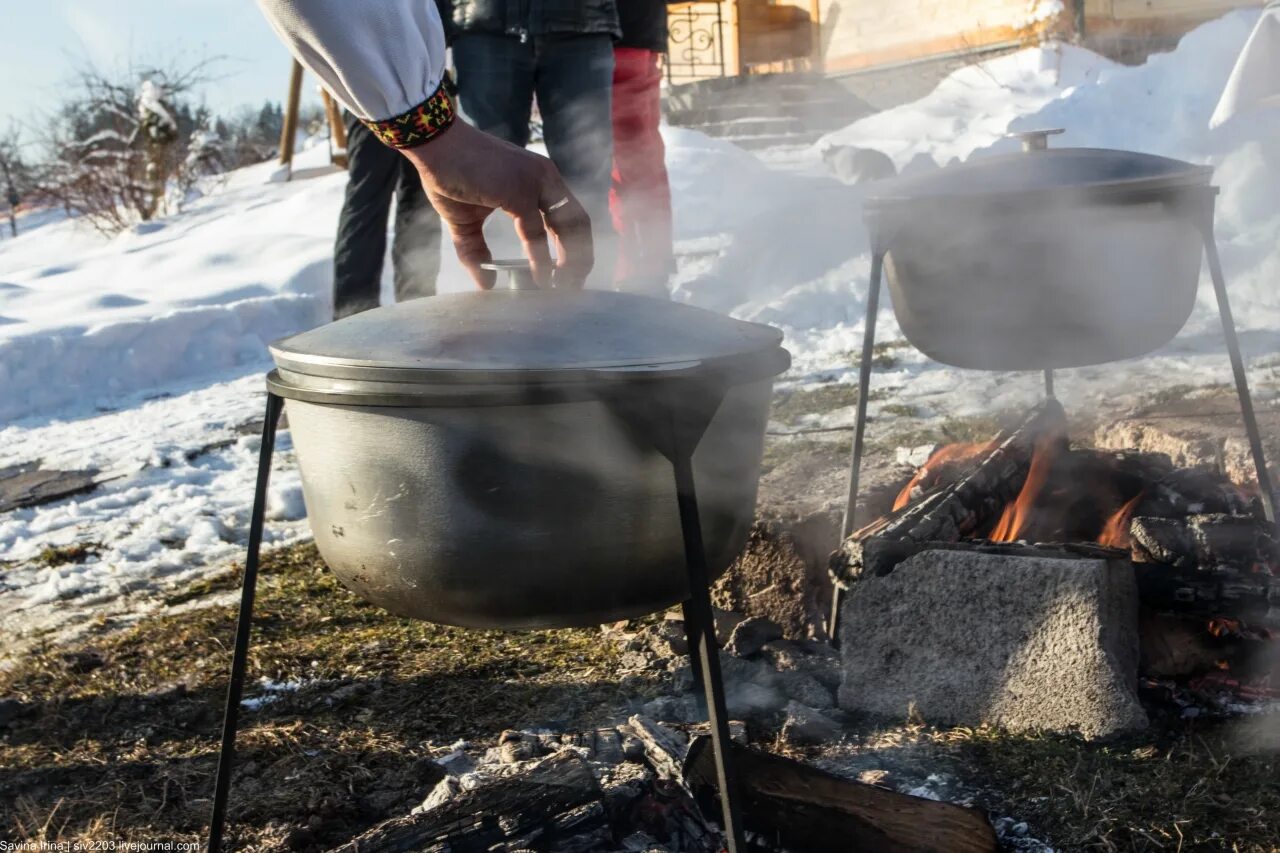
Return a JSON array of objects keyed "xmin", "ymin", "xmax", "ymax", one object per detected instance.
[
  {"xmin": 819, "ymin": 43, "xmax": 1118, "ymax": 168},
  {"xmin": 1006, "ymin": 9, "xmax": 1263, "ymax": 159},
  {"xmin": 0, "ymin": 130, "xmax": 826, "ymax": 424},
  {"xmin": 0, "ymin": 148, "xmax": 339, "ymax": 422}
]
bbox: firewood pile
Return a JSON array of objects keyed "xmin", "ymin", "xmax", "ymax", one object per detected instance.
[
  {"xmin": 330, "ymin": 717, "xmax": 724, "ymax": 853},
  {"xmin": 331, "ymin": 712, "xmax": 997, "ymax": 853},
  {"xmin": 830, "ymin": 401, "xmax": 1280, "ymax": 708}
]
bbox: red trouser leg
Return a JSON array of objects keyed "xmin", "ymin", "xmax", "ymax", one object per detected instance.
[{"xmin": 610, "ymin": 47, "xmax": 674, "ymax": 286}]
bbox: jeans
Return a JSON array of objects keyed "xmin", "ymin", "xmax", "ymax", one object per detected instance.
[
  {"xmin": 332, "ymin": 114, "xmax": 442, "ymax": 320},
  {"xmin": 452, "ymin": 32, "xmax": 615, "ymax": 286}
]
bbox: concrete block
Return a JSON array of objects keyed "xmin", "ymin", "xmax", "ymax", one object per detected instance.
[{"xmin": 838, "ymin": 550, "xmax": 1147, "ymax": 739}]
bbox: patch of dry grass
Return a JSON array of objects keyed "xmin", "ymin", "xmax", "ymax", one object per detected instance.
[
  {"xmin": 35, "ymin": 541, "xmax": 102, "ymax": 567},
  {"xmin": 783, "ymin": 719, "xmax": 1280, "ymax": 852},
  {"xmin": 0, "ymin": 543, "xmax": 648, "ymax": 850},
  {"xmin": 7, "ymin": 544, "xmax": 1280, "ymax": 851}
]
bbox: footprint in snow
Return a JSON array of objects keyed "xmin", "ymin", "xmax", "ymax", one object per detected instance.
[
  {"xmin": 35, "ymin": 264, "xmax": 78, "ymax": 278},
  {"xmin": 89, "ymin": 294, "xmax": 148, "ymax": 309}
]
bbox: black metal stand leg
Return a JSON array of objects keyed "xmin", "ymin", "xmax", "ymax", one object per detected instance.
[
  {"xmin": 208, "ymin": 392, "xmax": 285, "ymax": 853},
  {"xmin": 680, "ymin": 600, "xmax": 707, "ymax": 696},
  {"xmin": 831, "ymin": 251, "xmax": 884, "ymax": 646},
  {"xmin": 1044, "ymin": 369, "xmax": 1055, "ymax": 399},
  {"xmin": 1204, "ymin": 235, "xmax": 1277, "ymax": 525},
  {"xmin": 672, "ymin": 453, "xmax": 745, "ymax": 853}
]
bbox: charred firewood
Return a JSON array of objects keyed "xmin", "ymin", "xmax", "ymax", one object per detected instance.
[
  {"xmin": 329, "ymin": 751, "xmax": 604, "ymax": 853},
  {"xmin": 1130, "ymin": 514, "xmax": 1280, "ymax": 571},
  {"xmin": 684, "ymin": 736, "xmax": 998, "ymax": 853},
  {"xmin": 1096, "ymin": 450, "xmax": 1177, "ymax": 496},
  {"xmin": 625, "ymin": 714, "xmax": 689, "ymax": 782},
  {"xmin": 831, "ymin": 399, "xmax": 1068, "ymax": 583},
  {"xmin": 1125, "ymin": 514, "xmax": 1279, "ymax": 627},
  {"xmin": 1132, "ymin": 467, "xmax": 1255, "ymax": 519},
  {"xmin": 1132, "ymin": 564, "xmax": 1279, "ymax": 630}
]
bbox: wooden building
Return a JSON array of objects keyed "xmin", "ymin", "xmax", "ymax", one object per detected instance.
[{"xmin": 666, "ymin": 0, "xmax": 1263, "ymax": 85}]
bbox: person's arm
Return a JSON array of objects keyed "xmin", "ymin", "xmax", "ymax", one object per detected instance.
[{"xmin": 255, "ymin": 0, "xmax": 592, "ymax": 288}]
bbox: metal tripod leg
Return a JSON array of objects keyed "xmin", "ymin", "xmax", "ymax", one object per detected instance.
[
  {"xmin": 831, "ymin": 251, "xmax": 885, "ymax": 646},
  {"xmin": 208, "ymin": 392, "xmax": 285, "ymax": 853},
  {"xmin": 673, "ymin": 452, "xmax": 745, "ymax": 853},
  {"xmin": 1204, "ymin": 235, "xmax": 1277, "ymax": 525},
  {"xmin": 680, "ymin": 599, "xmax": 707, "ymax": 698}
]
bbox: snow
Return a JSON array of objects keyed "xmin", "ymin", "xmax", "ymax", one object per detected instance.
[
  {"xmin": 1025, "ymin": 0, "xmax": 1065, "ymax": 26},
  {"xmin": 240, "ymin": 677, "xmax": 306, "ymax": 710},
  {"xmin": 1008, "ymin": 9, "xmax": 1263, "ymax": 159},
  {"xmin": 818, "ymin": 43, "xmax": 1119, "ymax": 169},
  {"xmin": 3, "ymin": 9, "xmax": 1280, "ymax": 651},
  {"xmin": 137, "ymin": 79, "xmax": 177, "ymax": 133}
]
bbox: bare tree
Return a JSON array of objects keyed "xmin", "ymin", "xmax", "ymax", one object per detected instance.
[
  {"xmin": 0, "ymin": 124, "xmax": 30, "ymax": 238},
  {"xmin": 35, "ymin": 60, "xmax": 225, "ymax": 235}
]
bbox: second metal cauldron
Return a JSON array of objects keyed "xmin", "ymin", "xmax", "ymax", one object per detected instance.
[
  {"xmin": 267, "ymin": 288, "xmax": 790, "ymax": 629},
  {"xmin": 863, "ymin": 139, "xmax": 1215, "ymax": 371}
]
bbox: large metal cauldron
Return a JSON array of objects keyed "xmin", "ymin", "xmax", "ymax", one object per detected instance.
[
  {"xmin": 267, "ymin": 288, "xmax": 790, "ymax": 629},
  {"xmin": 864, "ymin": 138, "xmax": 1215, "ymax": 370}
]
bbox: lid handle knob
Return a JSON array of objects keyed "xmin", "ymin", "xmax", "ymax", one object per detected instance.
[
  {"xmin": 1006, "ymin": 128, "xmax": 1065, "ymax": 152},
  {"xmin": 480, "ymin": 260, "xmax": 538, "ymax": 290}
]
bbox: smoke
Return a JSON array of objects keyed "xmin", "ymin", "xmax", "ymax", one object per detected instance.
[{"xmin": 1225, "ymin": 631, "xmax": 1280, "ymax": 754}]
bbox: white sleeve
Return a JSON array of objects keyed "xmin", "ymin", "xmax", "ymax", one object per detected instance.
[{"xmin": 255, "ymin": 0, "xmax": 447, "ymax": 121}]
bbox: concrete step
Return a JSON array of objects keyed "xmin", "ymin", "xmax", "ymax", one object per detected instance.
[
  {"xmin": 693, "ymin": 116, "xmax": 807, "ymax": 138},
  {"xmin": 722, "ymin": 130, "xmax": 825, "ymax": 151},
  {"xmin": 664, "ymin": 72, "xmax": 874, "ymax": 144},
  {"xmin": 667, "ymin": 98, "xmax": 869, "ymax": 129}
]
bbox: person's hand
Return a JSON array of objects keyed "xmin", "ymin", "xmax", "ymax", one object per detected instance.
[{"xmin": 401, "ymin": 120, "xmax": 594, "ymax": 289}]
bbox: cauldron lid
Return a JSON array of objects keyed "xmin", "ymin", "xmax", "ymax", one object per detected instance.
[
  {"xmin": 865, "ymin": 147, "xmax": 1212, "ymax": 210},
  {"xmin": 269, "ymin": 289, "xmax": 789, "ymax": 391}
]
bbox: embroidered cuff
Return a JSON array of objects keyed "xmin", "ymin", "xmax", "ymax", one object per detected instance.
[{"xmin": 361, "ymin": 82, "xmax": 456, "ymax": 149}]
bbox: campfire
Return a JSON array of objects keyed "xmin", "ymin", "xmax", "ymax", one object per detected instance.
[{"xmin": 832, "ymin": 399, "xmax": 1280, "ymax": 709}]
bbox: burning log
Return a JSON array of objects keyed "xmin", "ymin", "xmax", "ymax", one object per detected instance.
[
  {"xmin": 329, "ymin": 750, "xmax": 605, "ymax": 853},
  {"xmin": 684, "ymin": 737, "xmax": 998, "ymax": 853},
  {"xmin": 832, "ymin": 399, "xmax": 1068, "ymax": 583}
]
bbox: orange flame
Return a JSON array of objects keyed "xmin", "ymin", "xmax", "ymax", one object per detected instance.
[
  {"xmin": 990, "ymin": 436, "xmax": 1058, "ymax": 543},
  {"xmin": 1098, "ymin": 492, "xmax": 1143, "ymax": 550},
  {"xmin": 892, "ymin": 442, "xmax": 991, "ymax": 512},
  {"xmin": 1208, "ymin": 617, "xmax": 1242, "ymax": 638}
]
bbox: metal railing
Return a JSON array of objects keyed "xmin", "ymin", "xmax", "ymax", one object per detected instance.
[{"xmin": 665, "ymin": 2, "xmax": 729, "ymax": 84}]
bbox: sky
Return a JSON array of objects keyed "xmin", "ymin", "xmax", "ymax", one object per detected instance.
[{"xmin": 0, "ymin": 1, "xmax": 318, "ymax": 131}]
